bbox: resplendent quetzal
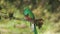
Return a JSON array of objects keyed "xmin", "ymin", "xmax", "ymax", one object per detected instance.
[
  {"xmin": 24, "ymin": 7, "xmax": 44, "ymax": 34},
  {"xmin": 24, "ymin": 7, "xmax": 38, "ymax": 34}
]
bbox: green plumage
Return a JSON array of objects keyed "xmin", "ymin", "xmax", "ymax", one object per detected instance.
[
  {"xmin": 24, "ymin": 8, "xmax": 35, "ymax": 19},
  {"xmin": 24, "ymin": 7, "xmax": 38, "ymax": 34},
  {"xmin": 34, "ymin": 23, "xmax": 38, "ymax": 34}
]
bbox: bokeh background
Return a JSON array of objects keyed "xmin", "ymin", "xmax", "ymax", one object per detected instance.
[{"xmin": 0, "ymin": 0, "xmax": 60, "ymax": 34}]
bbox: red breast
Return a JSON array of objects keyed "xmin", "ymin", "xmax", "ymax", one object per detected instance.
[{"xmin": 25, "ymin": 16, "xmax": 32, "ymax": 21}]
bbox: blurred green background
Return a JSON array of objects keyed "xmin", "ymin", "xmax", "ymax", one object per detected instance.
[{"xmin": 0, "ymin": 0, "xmax": 60, "ymax": 34}]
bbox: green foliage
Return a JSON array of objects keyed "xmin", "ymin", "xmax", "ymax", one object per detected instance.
[{"xmin": 0, "ymin": 0, "xmax": 60, "ymax": 34}]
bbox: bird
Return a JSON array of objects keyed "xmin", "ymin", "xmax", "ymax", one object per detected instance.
[
  {"xmin": 24, "ymin": 7, "xmax": 38, "ymax": 34},
  {"xmin": 23, "ymin": 7, "xmax": 43, "ymax": 34}
]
